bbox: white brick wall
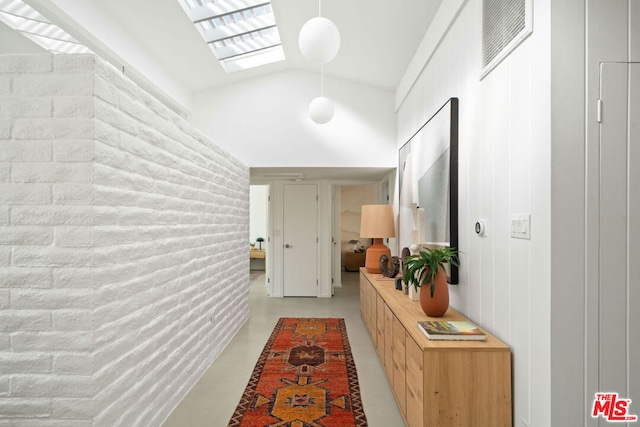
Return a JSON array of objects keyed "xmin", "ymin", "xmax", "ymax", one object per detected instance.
[{"xmin": 0, "ymin": 54, "xmax": 250, "ymax": 426}]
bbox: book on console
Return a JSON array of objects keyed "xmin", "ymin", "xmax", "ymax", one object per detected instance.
[
  {"xmin": 373, "ymin": 274, "xmax": 397, "ymax": 281},
  {"xmin": 417, "ymin": 320, "xmax": 486, "ymax": 341}
]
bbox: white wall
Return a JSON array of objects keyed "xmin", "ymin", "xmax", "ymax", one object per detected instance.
[
  {"xmin": 0, "ymin": 54, "xmax": 250, "ymax": 426},
  {"xmin": 549, "ymin": 0, "xmax": 586, "ymax": 424},
  {"xmin": 192, "ymin": 69, "xmax": 397, "ymax": 168},
  {"xmin": 396, "ymin": 1, "xmax": 551, "ymax": 425},
  {"xmin": 0, "ymin": 22, "xmax": 46, "ymax": 54}
]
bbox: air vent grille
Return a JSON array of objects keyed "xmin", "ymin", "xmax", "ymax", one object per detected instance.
[{"xmin": 481, "ymin": 0, "xmax": 531, "ymax": 78}]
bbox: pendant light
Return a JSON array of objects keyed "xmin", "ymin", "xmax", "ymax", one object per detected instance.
[
  {"xmin": 298, "ymin": 0, "xmax": 340, "ymax": 64},
  {"xmin": 300, "ymin": 0, "xmax": 339, "ymax": 124},
  {"xmin": 299, "ymin": 18, "xmax": 340, "ymax": 64},
  {"xmin": 308, "ymin": 65, "xmax": 334, "ymax": 124}
]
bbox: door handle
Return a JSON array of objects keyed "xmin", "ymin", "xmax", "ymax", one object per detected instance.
[{"xmin": 285, "ymin": 244, "xmax": 293, "ymax": 248}]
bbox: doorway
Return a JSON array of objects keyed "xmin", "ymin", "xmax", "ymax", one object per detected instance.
[
  {"xmin": 332, "ymin": 181, "xmax": 392, "ymax": 290},
  {"xmin": 250, "ymin": 185, "xmax": 269, "ymax": 273},
  {"xmin": 335, "ymin": 184, "xmax": 379, "ymax": 278},
  {"xmin": 283, "ymin": 184, "xmax": 318, "ymax": 297}
]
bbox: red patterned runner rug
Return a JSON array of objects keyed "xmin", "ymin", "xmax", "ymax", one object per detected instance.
[{"xmin": 228, "ymin": 318, "xmax": 368, "ymax": 427}]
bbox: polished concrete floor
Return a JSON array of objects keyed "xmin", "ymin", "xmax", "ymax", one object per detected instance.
[{"xmin": 162, "ymin": 271, "xmax": 403, "ymax": 427}]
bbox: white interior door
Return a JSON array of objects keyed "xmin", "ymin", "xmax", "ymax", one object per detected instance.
[
  {"xmin": 283, "ymin": 184, "xmax": 318, "ymax": 297},
  {"xmin": 589, "ymin": 62, "xmax": 639, "ymax": 422}
]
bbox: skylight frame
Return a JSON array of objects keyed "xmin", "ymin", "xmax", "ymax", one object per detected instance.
[
  {"xmin": 0, "ymin": 0, "xmax": 92, "ymax": 54},
  {"xmin": 177, "ymin": 0, "xmax": 285, "ymax": 73}
]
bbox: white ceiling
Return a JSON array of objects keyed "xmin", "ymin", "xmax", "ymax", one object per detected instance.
[{"xmin": 80, "ymin": 0, "xmax": 442, "ymax": 93}]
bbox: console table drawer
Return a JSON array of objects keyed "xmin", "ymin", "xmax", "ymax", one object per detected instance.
[{"xmin": 405, "ymin": 335, "xmax": 424, "ymax": 427}]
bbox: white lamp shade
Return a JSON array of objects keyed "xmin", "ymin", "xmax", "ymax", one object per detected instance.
[
  {"xmin": 298, "ymin": 17, "xmax": 341, "ymax": 64},
  {"xmin": 309, "ymin": 96, "xmax": 334, "ymax": 124}
]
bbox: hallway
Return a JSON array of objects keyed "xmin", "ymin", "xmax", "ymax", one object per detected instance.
[{"xmin": 163, "ymin": 272, "xmax": 403, "ymax": 427}]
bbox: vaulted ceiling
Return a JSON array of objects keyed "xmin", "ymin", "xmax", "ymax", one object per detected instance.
[
  {"xmin": 14, "ymin": 0, "xmax": 442, "ymax": 94},
  {"xmin": 2, "ymin": 0, "xmax": 444, "ymax": 181},
  {"xmin": 95, "ymin": 0, "xmax": 441, "ymax": 92}
]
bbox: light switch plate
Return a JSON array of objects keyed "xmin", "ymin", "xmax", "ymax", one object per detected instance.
[{"xmin": 511, "ymin": 214, "xmax": 531, "ymax": 239}]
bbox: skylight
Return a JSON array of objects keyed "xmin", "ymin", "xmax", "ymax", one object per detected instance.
[
  {"xmin": 177, "ymin": 0, "xmax": 285, "ymax": 73},
  {"xmin": 0, "ymin": 0, "xmax": 91, "ymax": 54}
]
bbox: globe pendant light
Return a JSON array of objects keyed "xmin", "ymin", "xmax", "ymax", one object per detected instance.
[
  {"xmin": 300, "ymin": 1, "xmax": 338, "ymax": 124},
  {"xmin": 299, "ymin": 17, "xmax": 340, "ymax": 64},
  {"xmin": 298, "ymin": 0, "xmax": 340, "ymax": 65},
  {"xmin": 309, "ymin": 96, "xmax": 334, "ymax": 124},
  {"xmin": 309, "ymin": 66, "xmax": 334, "ymax": 124}
]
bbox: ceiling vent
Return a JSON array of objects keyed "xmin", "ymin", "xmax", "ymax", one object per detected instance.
[{"xmin": 481, "ymin": 0, "xmax": 532, "ymax": 79}]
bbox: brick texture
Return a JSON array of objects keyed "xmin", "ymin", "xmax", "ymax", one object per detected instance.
[{"xmin": 0, "ymin": 54, "xmax": 250, "ymax": 426}]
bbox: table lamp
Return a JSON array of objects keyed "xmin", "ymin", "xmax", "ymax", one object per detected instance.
[{"xmin": 360, "ymin": 204, "xmax": 396, "ymax": 274}]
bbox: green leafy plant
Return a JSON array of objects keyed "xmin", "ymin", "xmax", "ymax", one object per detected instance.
[{"xmin": 403, "ymin": 247, "xmax": 460, "ymax": 297}]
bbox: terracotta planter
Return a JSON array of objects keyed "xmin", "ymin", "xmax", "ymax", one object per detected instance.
[{"xmin": 419, "ymin": 267, "xmax": 449, "ymax": 317}]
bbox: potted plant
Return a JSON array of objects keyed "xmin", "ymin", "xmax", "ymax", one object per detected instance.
[{"xmin": 403, "ymin": 247, "xmax": 460, "ymax": 317}]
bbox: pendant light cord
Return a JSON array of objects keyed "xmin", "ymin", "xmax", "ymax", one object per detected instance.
[{"xmin": 320, "ymin": 0, "xmax": 323, "ymax": 97}]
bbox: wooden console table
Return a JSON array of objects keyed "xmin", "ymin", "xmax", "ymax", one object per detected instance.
[
  {"xmin": 249, "ymin": 250, "xmax": 265, "ymax": 259},
  {"xmin": 359, "ymin": 268, "xmax": 512, "ymax": 426}
]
